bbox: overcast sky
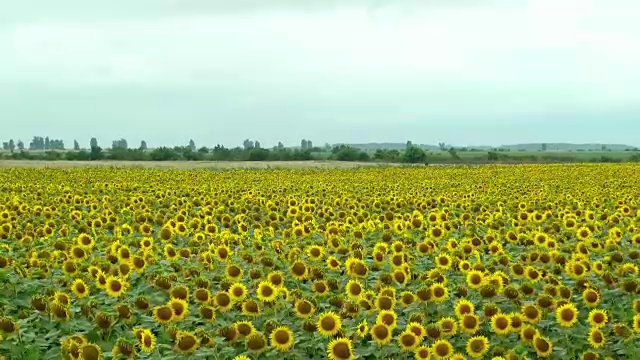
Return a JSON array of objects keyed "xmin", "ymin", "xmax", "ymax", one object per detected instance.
[{"xmin": 1, "ymin": 0, "xmax": 639, "ymax": 148}]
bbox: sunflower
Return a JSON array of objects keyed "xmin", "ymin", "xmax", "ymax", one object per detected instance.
[
  {"xmin": 414, "ymin": 346, "xmax": 431, "ymax": 360},
  {"xmin": 437, "ymin": 317, "xmax": 457, "ymax": 337},
  {"xmin": 491, "ymin": 313, "xmax": 511, "ymax": 335},
  {"xmin": 229, "ymin": 283, "xmax": 248, "ymax": 302},
  {"xmin": 376, "ymin": 310, "xmax": 398, "ymax": 330},
  {"xmin": 105, "ymin": 276, "xmax": 127, "ymax": 298},
  {"xmin": 198, "ymin": 305, "xmax": 216, "ymax": 322},
  {"xmin": 356, "ymin": 320, "xmax": 369, "ymax": 338},
  {"xmin": 164, "ymin": 244, "xmax": 178, "ymax": 261},
  {"xmin": 345, "ymin": 257, "xmax": 368, "ymax": 278},
  {"xmin": 588, "ymin": 328, "xmax": 605, "ymax": 348},
  {"xmin": 0, "ymin": 317, "xmax": 18, "ymax": 334},
  {"xmin": 582, "ymin": 288, "xmax": 601, "ymax": 307},
  {"xmin": 430, "ymin": 283, "xmax": 449, "ymax": 303},
  {"xmin": 432, "ymin": 339, "xmax": 453, "ymax": 360},
  {"xmin": 325, "ymin": 337, "xmax": 353, "ymax": 360},
  {"xmin": 555, "ymin": 303, "xmax": 578, "ymax": 328},
  {"xmin": 317, "ymin": 311, "xmax": 342, "ymax": 337},
  {"xmin": 345, "ymin": 279, "xmax": 364, "ymax": 299},
  {"xmin": 294, "ymin": 299, "xmax": 315, "ymax": 319},
  {"xmin": 397, "ymin": 329, "xmax": 419, "ymax": 352},
  {"xmin": 581, "ymin": 351, "xmax": 599, "ymax": 360},
  {"xmin": 169, "ymin": 298, "xmax": 189, "ymax": 321},
  {"xmin": 633, "ymin": 314, "xmax": 640, "ymax": 333},
  {"xmin": 214, "ymin": 291, "xmax": 233, "ymax": 312},
  {"xmin": 111, "ymin": 338, "xmax": 137, "ymax": 359},
  {"xmin": 51, "ymin": 302, "xmax": 71, "ymax": 321},
  {"xmin": 509, "ymin": 312, "xmax": 525, "ymax": 333},
  {"xmin": 62, "ymin": 260, "xmax": 77, "ymax": 275},
  {"xmin": 466, "ymin": 336, "xmax": 489, "ymax": 358},
  {"xmin": 30, "ymin": 295, "xmax": 47, "ymax": 312},
  {"xmin": 267, "ymin": 271, "xmax": 285, "ymax": 287},
  {"xmin": 466, "ymin": 270, "xmax": 486, "ymax": 289},
  {"xmin": 270, "ymin": 326, "xmax": 294, "ymax": 352},
  {"xmin": 326, "ymin": 256, "xmax": 342, "ymax": 271},
  {"xmin": 225, "ymin": 264, "xmax": 244, "ymax": 281},
  {"xmin": 313, "ymin": 280, "xmax": 330, "ymax": 296},
  {"xmin": 256, "ymin": 281, "xmax": 278, "ymax": 303},
  {"xmin": 175, "ymin": 331, "xmax": 199, "ymax": 354},
  {"xmin": 130, "ymin": 255, "xmax": 146, "ymax": 272},
  {"xmin": 245, "ymin": 332, "xmax": 268, "ymax": 353},
  {"xmin": 519, "ymin": 325, "xmax": 539, "ymax": 344},
  {"xmin": 522, "ymin": 304, "xmax": 542, "ymax": 324},
  {"xmin": 54, "ymin": 291, "xmax": 71, "ymax": 306},
  {"xmin": 532, "ymin": 335, "xmax": 553, "ymax": 357},
  {"xmin": 193, "ymin": 288, "xmax": 211, "ymax": 303},
  {"xmin": 242, "ymin": 300, "xmax": 261, "ymax": 317},
  {"xmin": 79, "ymin": 343, "xmax": 102, "ymax": 360},
  {"xmin": 70, "ymin": 245, "xmax": 87, "ymax": 261},
  {"xmin": 399, "ymin": 291, "xmax": 417, "ymax": 307},
  {"xmin": 71, "ymin": 279, "xmax": 90, "ymax": 298},
  {"xmin": 152, "ymin": 305, "xmax": 174, "ymax": 325},
  {"xmin": 234, "ymin": 321, "xmax": 256, "ymax": 337},
  {"xmin": 460, "ymin": 314, "xmax": 481, "ymax": 334},
  {"xmin": 170, "ymin": 285, "xmax": 189, "ymax": 300},
  {"xmin": 407, "ymin": 322, "xmax": 426, "ymax": 340},
  {"xmin": 290, "ymin": 260, "xmax": 308, "ymax": 280},
  {"xmin": 375, "ymin": 295, "xmax": 396, "ymax": 311},
  {"xmin": 455, "ymin": 299, "xmax": 475, "ymax": 318},
  {"xmin": 307, "ymin": 245, "xmax": 325, "ymax": 261},
  {"xmin": 588, "ymin": 309, "xmax": 608, "ymax": 328},
  {"xmin": 138, "ymin": 329, "xmax": 156, "ymax": 354},
  {"xmin": 371, "ymin": 323, "xmax": 392, "ymax": 345}
]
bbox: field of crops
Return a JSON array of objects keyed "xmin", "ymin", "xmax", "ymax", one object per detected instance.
[{"xmin": 1, "ymin": 165, "xmax": 639, "ymax": 360}]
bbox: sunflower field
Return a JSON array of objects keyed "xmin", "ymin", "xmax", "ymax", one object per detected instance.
[{"xmin": 0, "ymin": 165, "xmax": 639, "ymax": 360}]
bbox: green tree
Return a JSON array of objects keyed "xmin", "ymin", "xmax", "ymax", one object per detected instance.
[
  {"xmin": 112, "ymin": 139, "xmax": 128, "ymax": 150},
  {"xmin": 243, "ymin": 139, "xmax": 254, "ymax": 150},
  {"xmin": 403, "ymin": 145, "xmax": 427, "ymax": 163},
  {"xmin": 8, "ymin": 139, "xmax": 15, "ymax": 153},
  {"xmin": 17, "ymin": 140, "xmax": 24, "ymax": 151},
  {"xmin": 74, "ymin": 140, "xmax": 80, "ymax": 150},
  {"xmin": 90, "ymin": 138, "xmax": 98, "ymax": 148},
  {"xmin": 139, "ymin": 140, "xmax": 148, "ymax": 151},
  {"xmin": 188, "ymin": 139, "xmax": 196, "ymax": 151},
  {"xmin": 301, "ymin": 139, "xmax": 308, "ymax": 150},
  {"xmin": 448, "ymin": 147, "xmax": 460, "ymax": 160},
  {"xmin": 89, "ymin": 145, "xmax": 104, "ymax": 160}
]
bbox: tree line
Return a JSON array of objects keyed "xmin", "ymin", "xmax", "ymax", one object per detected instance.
[{"xmin": 2, "ymin": 136, "xmax": 640, "ymax": 164}]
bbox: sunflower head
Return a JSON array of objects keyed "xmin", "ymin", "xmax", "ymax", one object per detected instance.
[{"xmin": 327, "ymin": 338, "xmax": 354, "ymax": 360}]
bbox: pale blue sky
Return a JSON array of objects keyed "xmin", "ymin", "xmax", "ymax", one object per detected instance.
[{"xmin": 1, "ymin": 0, "xmax": 639, "ymax": 148}]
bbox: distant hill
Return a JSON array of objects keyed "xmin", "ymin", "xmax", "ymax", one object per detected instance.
[
  {"xmin": 335, "ymin": 143, "xmax": 637, "ymax": 152},
  {"xmin": 497, "ymin": 143, "xmax": 636, "ymax": 151},
  {"xmin": 334, "ymin": 143, "xmax": 441, "ymax": 151}
]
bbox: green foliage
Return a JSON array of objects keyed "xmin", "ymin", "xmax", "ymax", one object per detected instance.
[
  {"xmin": 111, "ymin": 138, "xmax": 128, "ymax": 150},
  {"xmin": 89, "ymin": 146, "xmax": 104, "ymax": 160},
  {"xmin": 402, "ymin": 146, "xmax": 427, "ymax": 163},
  {"xmin": 330, "ymin": 145, "xmax": 368, "ymax": 162},
  {"xmin": 373, "ymin": 149, "xmax": 401, "ymax": 162},
  {"xmin": 149, "ymin": 147, "xmax": 180, "ymax": 161}
]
